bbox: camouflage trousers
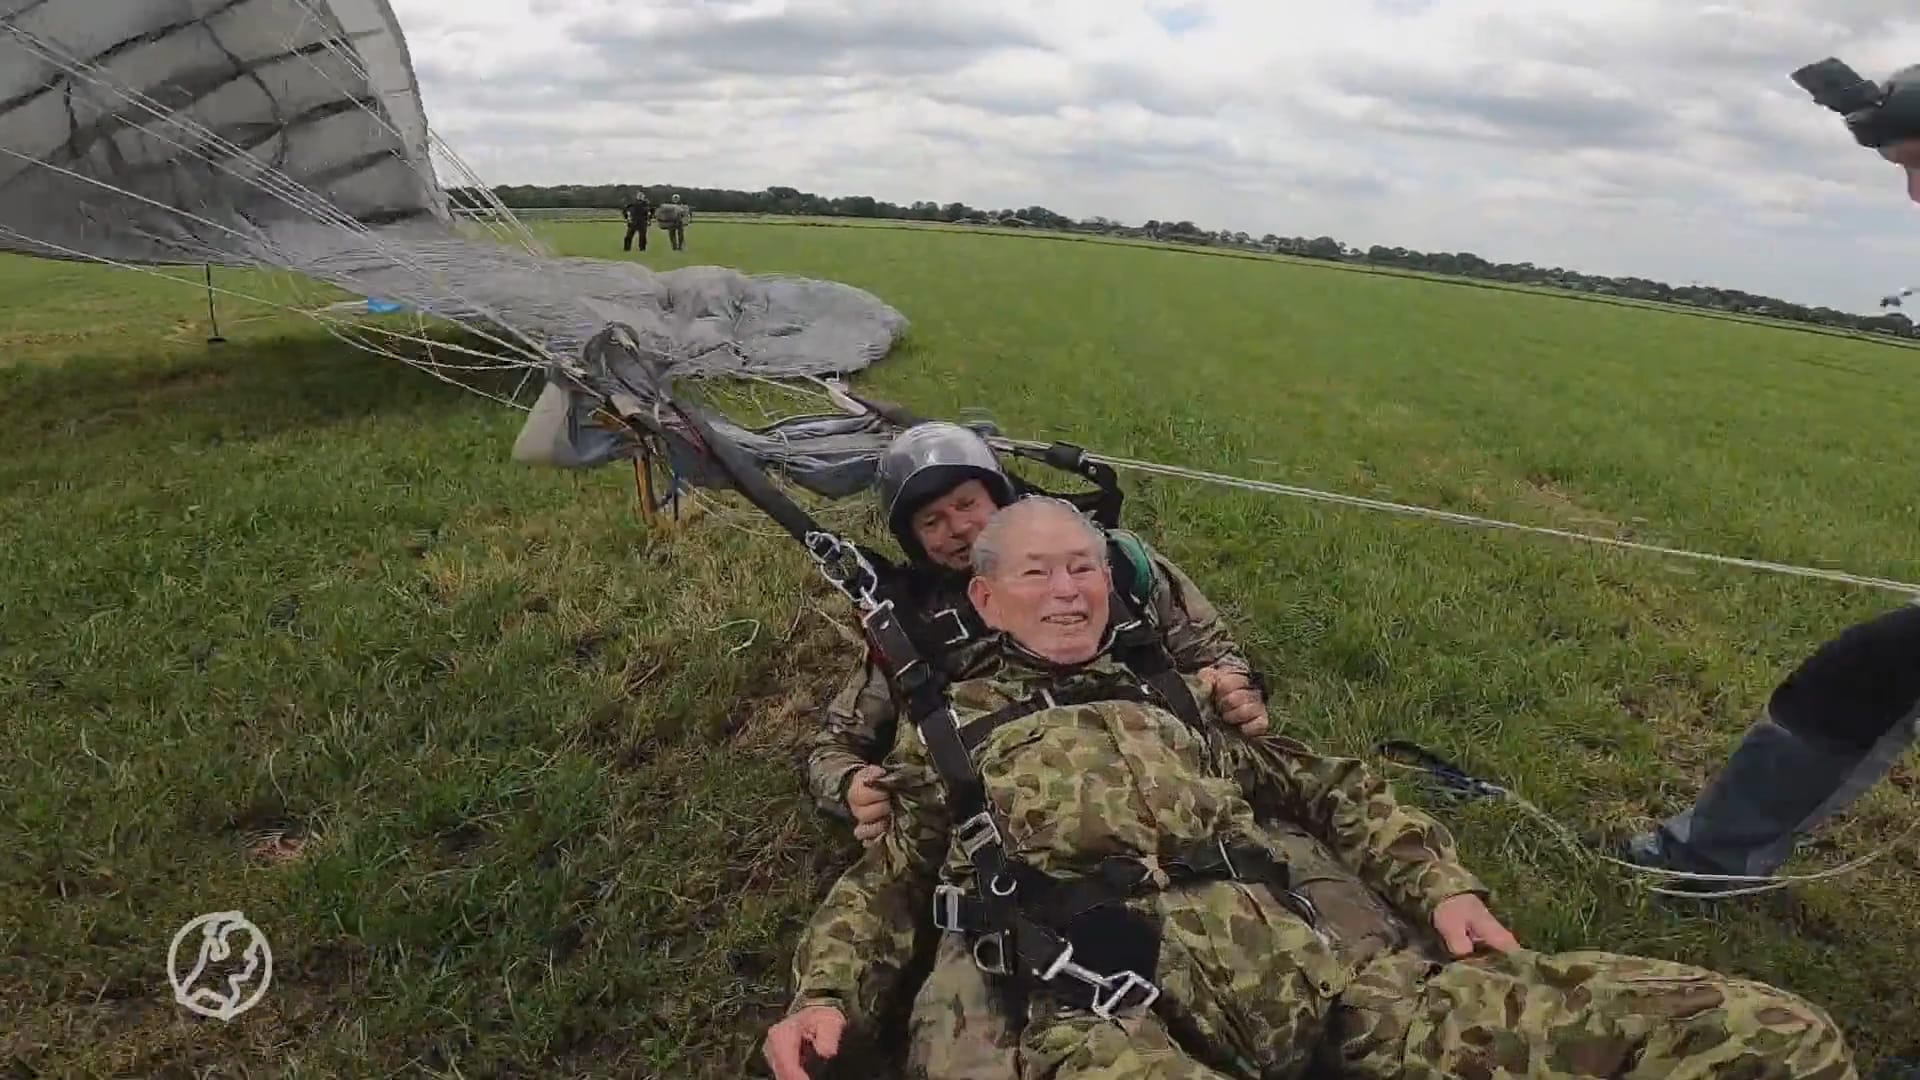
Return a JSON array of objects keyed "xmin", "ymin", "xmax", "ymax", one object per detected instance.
[
  {"xmin": 911, "ymin": 882, "xmax": 1856, "ymax": 1079},
  {"xmin": 1022, "ymin": 945, "xmax": 1858, "ymax": 1079},
  {"xmin": 905, "ymin": 933, "xmax": 1022, "ymax": 1078}
]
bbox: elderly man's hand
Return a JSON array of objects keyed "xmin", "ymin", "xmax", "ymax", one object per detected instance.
[
  {"xmin": 1198, "ymin": 666, "xmax": 1269, "ymax": 736},
  {"xmin": 763, "ymin": 1005, "xmax": 847, "ymax": 1079},
  {"xmin": 1431, "ymin": 894, "xmax": 1521, "ymax": 959},
  {"xmin": 845, "ymin": 765, "xmax": 892, "ymax": 845}
]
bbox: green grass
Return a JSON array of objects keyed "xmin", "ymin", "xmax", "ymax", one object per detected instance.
[{"xmin": 4, "ymin": 219, "xmax": 1918, "ymax": 1076}]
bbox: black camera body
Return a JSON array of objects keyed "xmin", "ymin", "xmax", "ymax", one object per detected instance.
[{"xmin": 1792, "ymin": 58, "xmax": 1920, "ymax": 148}]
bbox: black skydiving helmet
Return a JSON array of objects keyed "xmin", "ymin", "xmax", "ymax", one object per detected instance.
[
  {"xmin": 1791, "ymin": 58, "xmax": 1920, "ymax": 148},
  {"xmin": 875, "ymin": 422, "xmax": 1017, "ymax": 562}
]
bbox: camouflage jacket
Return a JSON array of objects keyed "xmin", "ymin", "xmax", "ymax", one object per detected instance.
[
  {"xmin": 804, "ymin": 539, "xmax": 1254, "ymax": 817},
  {"xmin": 784, "ymin": 652, "xmax": 1488, "ymax": 1028}
]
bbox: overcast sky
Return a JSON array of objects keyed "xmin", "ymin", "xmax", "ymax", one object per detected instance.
[{"xmin": 389, "ymin": 0, "xmax": 1919, "ymax": 314}]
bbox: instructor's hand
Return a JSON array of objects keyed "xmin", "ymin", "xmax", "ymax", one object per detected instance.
[
  {"xmin": 1432, "ymin": 894, "xmax": 1521, "ymax": 958},
  {"xmin": 846, "ymin": 765, "xmax": 892, "ymax": 845},
  {"xmin": 764, "ymin": 1005, "xmax": 847, "ymax": 1079},
  {"xmin": 1198, "ymin": 666, "xmax": 1270, "ymax": 736}
]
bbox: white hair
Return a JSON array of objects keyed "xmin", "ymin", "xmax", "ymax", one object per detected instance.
[{"xmin": 969, "ymin": 497, "xmax": 1107, "ymax": 577}]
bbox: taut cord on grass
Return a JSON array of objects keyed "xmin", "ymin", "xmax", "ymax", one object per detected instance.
[
  {"xmin": 983, "ymin": 437, "xmax": 1920, "ymax": 599},
  {"xmin": 1378, "ymin": 743, "xmax": 1920, "ymax": 899}
]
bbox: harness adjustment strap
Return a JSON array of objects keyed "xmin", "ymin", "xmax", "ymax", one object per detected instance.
[{"xmin": 956, "ymin": 811, "xmax": 1003, "ymax": 859}]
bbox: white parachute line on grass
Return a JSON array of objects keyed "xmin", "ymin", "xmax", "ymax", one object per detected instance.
[
  {"xmin": 1378, "ymin": 760, "xmax": 1920, "ymax": 899},
  {"xmin": 3, "ymin": 24, "xmax": 561, "ymax": 370},
  {"xmin": 307, "ymin": 317, "xmax": 538, "ymax": 373},
  {"xmin": 985, "ymin": 438, "xmax": 1920, "ymax": 598},
  {"xmin": 304, "ymin": 318, "xmax": 536, "ymax": 412},
  {"xmin": 0, "ymin": 224, "xmax": 536, "ymax": 410}
]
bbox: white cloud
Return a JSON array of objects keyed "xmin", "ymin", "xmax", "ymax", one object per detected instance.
[{"xmin": 390, "ymin": 0, "xmax": 1920, "ymax": 312}]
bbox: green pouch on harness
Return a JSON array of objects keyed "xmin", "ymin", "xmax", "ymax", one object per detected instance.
[{"xmin": 1105, "ymin": 529, "xmax": 1158, "ymax": 609}]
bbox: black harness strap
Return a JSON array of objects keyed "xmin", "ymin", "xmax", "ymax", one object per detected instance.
[
  {"xmin": 959, "ymin": 680, "xmax": 1162, "ymax": 754},
  {"xmin": 1108, "ymin": 607, "xmax": 1204, "ymax": 730},
  {"xmin": 1004, "ymin": 441, "xmax": 1125, "ymax": 529},
  {"xmin": 935, "ymin": 838, "xmax": 1298, "ymax": 933}
]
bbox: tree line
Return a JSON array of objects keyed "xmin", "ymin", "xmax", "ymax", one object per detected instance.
[{"xmin": 448, "ymin": 183, "xmax": 1918, "ymax": 341}]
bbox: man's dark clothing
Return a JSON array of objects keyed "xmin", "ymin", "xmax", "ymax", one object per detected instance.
[
  {"xmin": 622, "ymin": 198, "xmax": 652, "ymax": 252},
  {"xmin": 1646, "ymin": 603, "xmax": 1920, "ymax": 881}
]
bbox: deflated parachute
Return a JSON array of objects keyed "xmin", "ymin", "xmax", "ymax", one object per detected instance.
[{"xmin": 0, "ymin": 0, "xmax": 912, "ymax": 496}]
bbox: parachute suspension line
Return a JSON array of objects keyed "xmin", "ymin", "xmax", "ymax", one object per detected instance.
[
  {"xmin": 0, "ymin": 225, "xmax": 535, "ymax": 413},
  {"xmin": 986, "ymin": 438, "xmax": 1920, "ymax": 598},
  {"xmin": 1376, "ymin": 753, "xmax": 1920, "ymax": 900},
  {"xmin": 0, "ymin": 137, "xmax": 551, "ymax": 374},
  {"xmin": 1, "ymin": 22, "xmax": 560, "ymax": 371}
]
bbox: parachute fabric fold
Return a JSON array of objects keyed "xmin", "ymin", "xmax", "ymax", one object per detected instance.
[
  {"xmin": 0, "ymin": 0, "xmax": 913, "ymax": 492},
  {"xmin": 0, "ymin": 0, "xmax": 446, "ymax": 267}
]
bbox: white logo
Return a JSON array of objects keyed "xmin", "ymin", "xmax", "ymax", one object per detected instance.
[{"xmin": 168, "ymin": 911, "xmax": 273, "ymax": 1020}]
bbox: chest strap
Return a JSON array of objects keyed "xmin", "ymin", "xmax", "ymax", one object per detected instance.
[
  {"xmin": 934, "ymin": 836, "xmax": 1308, "ymax": 935},
  {"xmin": 958, "ymin": 680, "xmax": 1163, "ymax": 754},
  {"xmin": 932, "ymin": 835, "xmax": 1316, "ymax": 1017}
]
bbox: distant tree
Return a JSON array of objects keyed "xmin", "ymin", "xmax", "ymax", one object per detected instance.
[{"xmin": 1303, "ymin": 236, "xmax": 1342, "ymax": 259}]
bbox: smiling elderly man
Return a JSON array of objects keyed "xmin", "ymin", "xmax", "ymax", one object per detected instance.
[
  {"xmin": 807, "ymin": 422, "xmax": 1270, "ymax": 845},
  {"xmin": 765, "ymin": 498, "xmax": 1857, "ymax": 1080}
]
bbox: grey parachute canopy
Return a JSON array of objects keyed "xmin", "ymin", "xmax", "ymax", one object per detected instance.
[{"xmin": 0, "ymin": 0, "xmax": 913, "ymax": 499}]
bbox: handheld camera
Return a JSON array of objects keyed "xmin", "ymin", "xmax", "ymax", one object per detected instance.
[{"xmin": 1791, "ymin": 57, "xmax": 1920, "ymax": 148}]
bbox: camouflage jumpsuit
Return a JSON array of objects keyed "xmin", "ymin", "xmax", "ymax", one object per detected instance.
[
  {"xmin": 785, "ymin": 656, "xmax": 1858, "ymax": 1080},
  {"xmin": 804, "ymin": 542, "xmax": 1278, "ymax": 1077}
]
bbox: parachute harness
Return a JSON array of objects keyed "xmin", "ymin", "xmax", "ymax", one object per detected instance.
[{"xmin": 614, "ymin": 382, "xmax": 1329, "ymax": 1022}]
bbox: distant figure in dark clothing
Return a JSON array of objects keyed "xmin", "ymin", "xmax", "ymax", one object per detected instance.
[
  {"xmin": 622, "ymin": 191, "xmax": 652, "ymax": 252},
  {"xmin": 1625, "ymin": 602, "xmax": 1920, "ymax": 891}
]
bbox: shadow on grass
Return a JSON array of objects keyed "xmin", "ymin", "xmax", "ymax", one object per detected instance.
[{"xmin": 0, "ymin": 327, "xmax": 535, "ymax": 457}]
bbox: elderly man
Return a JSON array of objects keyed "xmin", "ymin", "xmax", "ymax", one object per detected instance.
[
  {"xmin": 767, "ymin": 498, "xmax": 1857, "ymax": 1079},
  {"xmin": 805, "ymin": 422, "xmax": 1280, "ymax": 1075}
]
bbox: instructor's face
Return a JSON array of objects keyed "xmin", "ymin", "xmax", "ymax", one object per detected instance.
[{"xmin": 1880, "ymin": 138, "xmax": 1920, "ymax": 203}]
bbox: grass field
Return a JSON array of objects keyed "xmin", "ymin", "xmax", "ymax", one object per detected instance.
[{"xmin": 4, "ymin": 217, "xmax": 1918, "ymax": 1077}]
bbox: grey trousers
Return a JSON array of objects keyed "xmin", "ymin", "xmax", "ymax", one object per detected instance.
[{"xmin": 1657, "ymin": 702, "xmax": 1920, "ymax": 877}]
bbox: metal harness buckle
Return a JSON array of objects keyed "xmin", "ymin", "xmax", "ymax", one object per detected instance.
[
  {"xmin": 929, "ymin": 607, "xmax": 971, "ymax": 647},
  {"xmin": 971, "ymin": 932, "xmax": 1011, "ymax": 975},
  {"xmin": 933, "ymin": 885, "xmax": 965, "ymax": 933},
  {"xmin": 1043, "ymin": 944, "xmax": 1162, "ymax": 1020},
  {"xmin": 955, "ymin": 812, "xmax": 1002, "ymax": 858},
  {"xmin": 1089, "ymin": 970, "xmax": 1161, "ymax": 1020}
]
